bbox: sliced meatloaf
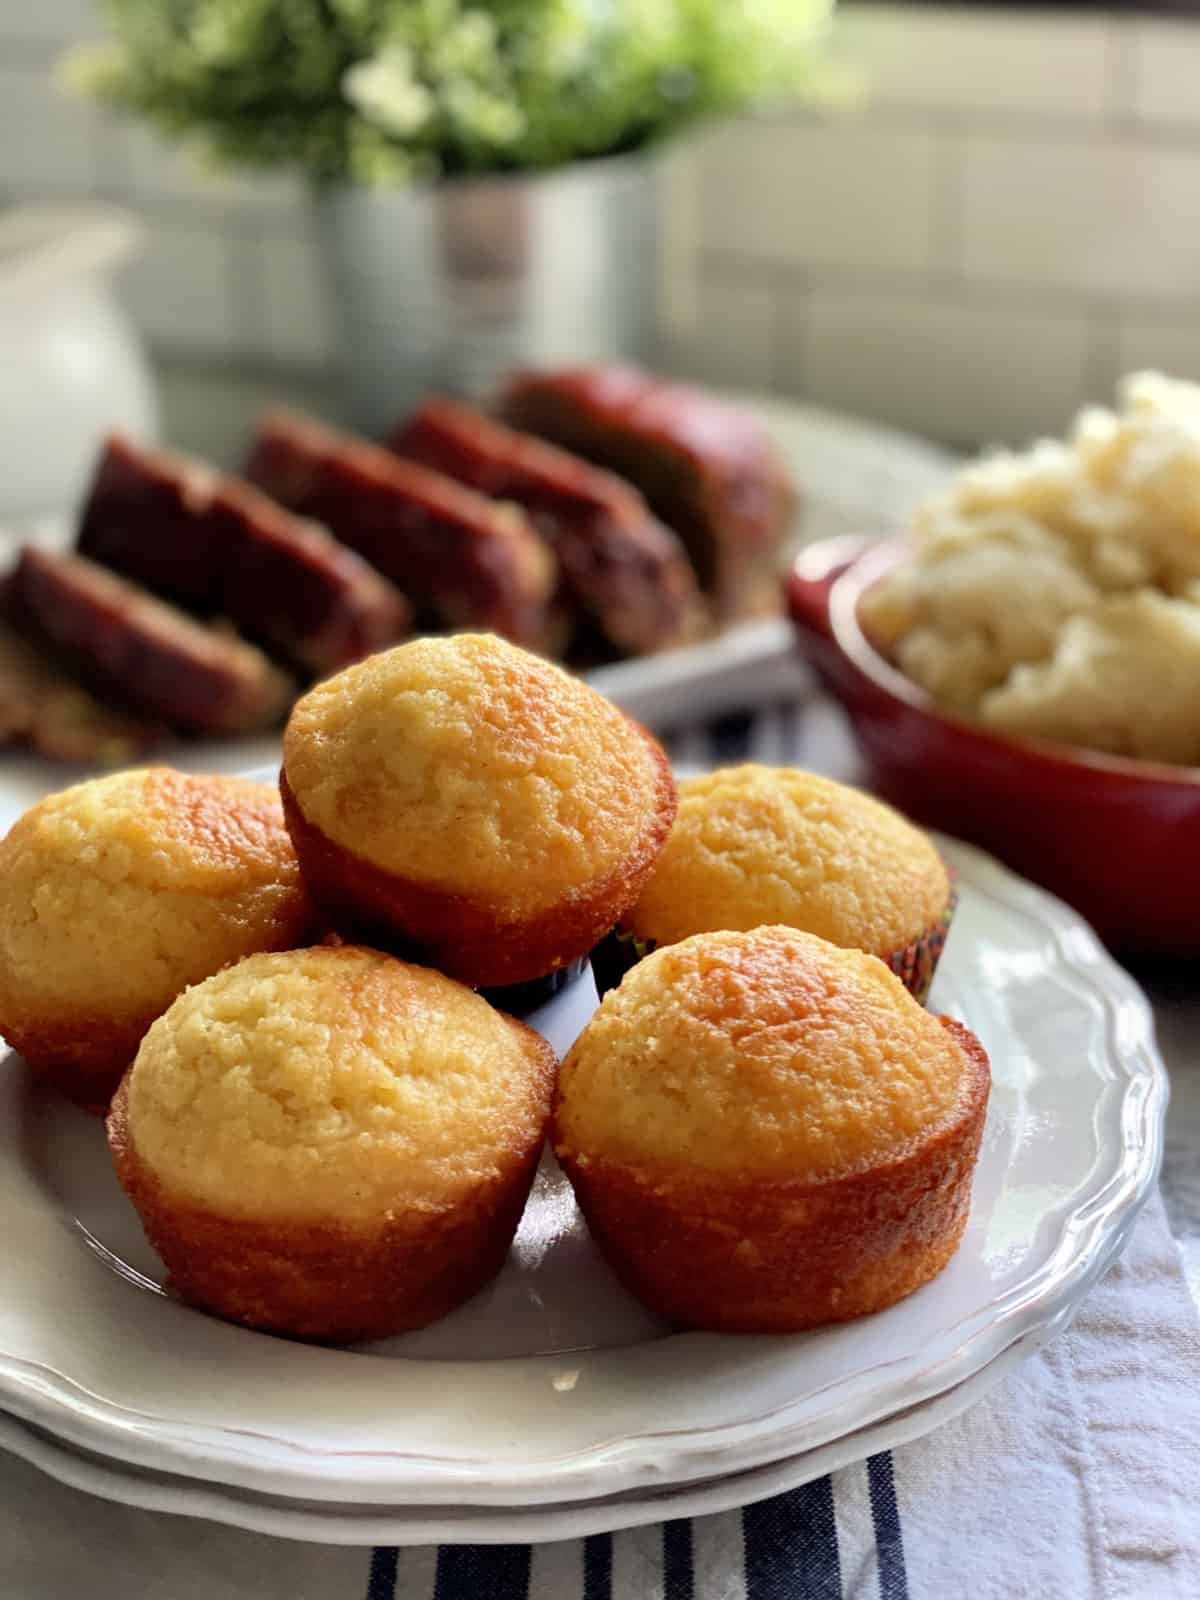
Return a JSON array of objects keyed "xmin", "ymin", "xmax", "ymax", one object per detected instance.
[
  {"xmin": 77, "ymin": 435, "xmax": 411, "ymax": 676},
  {"xmin": 0, "ymin": 617, "xmax": 163, "ymax": 764},
  {"xmin": 391, "ymin": 397, "xmax": 701, "ymax": 657},
  {"xmin": 13, "ymin": 547, "xmax": 293, "ymax": 736},
  {"xmin": 245, "ymin": 412, "xmax": 554, "ymax": 647},
  {"xmin": 501, "ymin": 366, "xmax": 798, "ymax": 620}
]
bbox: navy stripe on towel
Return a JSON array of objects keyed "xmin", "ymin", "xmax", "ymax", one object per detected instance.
[
  {"xmin": 433, "ymin": 1545, "xmax": 531, "ymax": 1600},
  {"xmin": 868, "ymin": 1453, "xmax": 909, "ymax": 1600},
  {"xmin": 583, "ymin": 1533, "xmax": 613, "ymax": 1600},
  {"xmin": 743, "ymin": 1477, "xmax": 842, "ymax": 1600},
  {"xmin": 365, "ymin": 1547, "xmax": 397, "ymax": 1600},
  {"xmin": 663, "ymin": 1517, "xmax": 694, "ymax": 1600}
]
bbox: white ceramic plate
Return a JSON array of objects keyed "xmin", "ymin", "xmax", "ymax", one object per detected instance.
[
  {"xmin": 0, "ymin": 836, "xmax": 1166, "ymax": 1510},
  {"xmin": 0, "ymin": 1321, "xmax": 1060, "ymax": 1545}
]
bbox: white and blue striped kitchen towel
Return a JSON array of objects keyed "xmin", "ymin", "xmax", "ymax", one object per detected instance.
[
  {"xmin": 3, "ymin": 1184, "xmax": 1196, "ymax": 1600},
  {"xmin": 3, "ymin": 704, "xmax": 1199, "ymax": 1598}
]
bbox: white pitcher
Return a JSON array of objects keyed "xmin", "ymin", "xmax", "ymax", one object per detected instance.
[{"xmin": 0, "ymin": 206, "xmax": 157, "ymax": 524}]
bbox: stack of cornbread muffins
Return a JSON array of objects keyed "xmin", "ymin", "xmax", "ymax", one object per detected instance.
[{"xmin": 0, "ymin": 634, "xmax": 989, "ymax": 1342}]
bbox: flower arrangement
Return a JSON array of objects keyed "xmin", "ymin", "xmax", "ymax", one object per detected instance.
[{"xmin": 67, "ymin": 0, "xmax": 834, "ymax": 188}]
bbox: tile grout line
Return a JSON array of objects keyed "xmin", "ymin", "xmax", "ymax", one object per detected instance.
[
  {"xmin": 89, "ymin": 109, "xmax": 133, "ymax": 202},
  {"xmin": 1083, "ymin": 299, "xmax": 1123, "ymax": 403},
  {"xmin": 698, "ymin": 253, "xmax": 1200, "ymax": 325},
  {"xmin": 229, "ymin": 220, "xmax": 269, "ymax": 369},
  {"xmin": 1103, "ymin": 12, "xmax": 1139, "ymax": 132},
  {"xmin": 928, "ymin": 124, "xmax": 966, "ymax": 282},
  {"xmin": 723, "ymin": 97, "xmax": 1200, "ymax": 148},
  {"xmin": 0, "ymin": 36, "xmax": 68, "ymax": 66},
  {"xmin": 0, "ymin": 174, "xmax": 312, "ymax": 238},
  {"xmin": 769, "ymin": 267, "xmax": 806, "ymax": 399}
]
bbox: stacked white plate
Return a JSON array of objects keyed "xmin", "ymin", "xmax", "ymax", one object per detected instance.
[{"xmin": 0, "ymin": 836, "xmax": 1167, "ymax": 1543}]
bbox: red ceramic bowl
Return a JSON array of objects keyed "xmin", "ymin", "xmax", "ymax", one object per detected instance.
[{"xmin": 787, "ymin": 534, "xmax": 1200, "ymax": 958}]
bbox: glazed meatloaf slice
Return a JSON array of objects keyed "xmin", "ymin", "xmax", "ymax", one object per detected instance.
[
  {"xmin": 501, "ymin": 366, "xmax": 798, "ymax": 619},
  {"xmin": 390, "ymin": 397, "xmax": 701, "ymax": 657},
  {"xmin": 13, "ymin": 547, "xmax": 293, "ymax": 736},
  {"xmin": 245, "ymin": 412, "xmax": 554, "ymax": 646},
  {"xmin": 0, "ymin": 617, "xmax": 163, "ymax": 764},
  {"xmin": 77, "ymin": 435, "xmax": 411, "ymax": 676}
]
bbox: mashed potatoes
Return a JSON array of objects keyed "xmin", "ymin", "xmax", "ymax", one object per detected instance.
[{"xmin": 860, "ymin": 373, "xmax": 1200, "ymax": 764}]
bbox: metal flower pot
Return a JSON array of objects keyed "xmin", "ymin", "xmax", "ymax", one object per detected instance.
[{"xmin": 312, "ymin": 152, "xmax": 658, "ymax": 437}]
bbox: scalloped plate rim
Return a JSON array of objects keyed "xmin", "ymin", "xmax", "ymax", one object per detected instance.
[{"xmin": 0, "ymin": 824, "xmax": 1167, "ymax": 1506}]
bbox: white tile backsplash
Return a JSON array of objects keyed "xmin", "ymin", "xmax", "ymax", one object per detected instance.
[
  {"xmin": 844, "ymin": 3, "xmax": 1114, "ymax": 118},
  {"xmin": 961, "ymin": 133, "xmax": 1200, "ymax": 301},
  {"xmin": 120, "ymin": 124, "xmax": 242, "ymax": 208},
  {"xmin": 118, "ymin": 122, "xmax": 308, "ymax": 219},
  {"xmin": 1124, "ymin": 19, "xmax": 1200, "ymax": 130},
  {"xmin": 157, "ymin": 367, "xmax": 336, "ymax": 469},
  {"xmin": 0, "ymin": 62, "xmax": 97, "ymax": 191},
  {"xmin": 7, "ymin": 5, "xmax": 1200, "ymax": 450},
  {"xmin": 786, "ymin": 286, "xmax": 1092, "ymax": 447},
  {"xmin": 695, "ymin": 117, "xmax": 937, "ymax": 273},
  {"xmin": 660, "ymin": 273, "xmax": 776, "ymax": 392},
  {"xmin": 0, "ymin": 0, "xmax": 98, "ymax": 45},
  {"xmin": 656, "ymin": 144, "xmax": 701, "ymax": 344},
  {"xmin": 1114, "ymin": 319, "xmax": 1200, "ymax": 389},
  {"xmin": 255, "ymin": 229, "xmax": 335, "ymax": 369},
  {"xmin": 118, "ymin": 219, "xmax": 241, "ymax": 356}
]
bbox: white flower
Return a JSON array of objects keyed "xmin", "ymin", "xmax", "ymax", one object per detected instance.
[
  {"xmin": 442, "ymin": 10, "xmax": 499, "ymax": 71},
  {"xmin": 444, "ymin": 82, "xmax": 526, "ymax": 146},
  {"xmin": 343, "ymin": 46, "xmax": 435, "ymax": 139},
  {"xmin": 538, "ymin": 5, "xmax": 592, "ymax": 77},
  {"xmin": 189, "ymin": 0, "xmax": 272, "ymax": 66}
]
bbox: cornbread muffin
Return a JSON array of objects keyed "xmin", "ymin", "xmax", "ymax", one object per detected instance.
[
  {"xmin": 0, "ymin": 768, "xmax": 314, "ymax": 1110},
  {"xmin": 554, "ymin": 927, "xmax": 990, "ymax": 1333},
  {"xmin": 108, "ymin": 946, "xmax": 557, "ymax": 1342},
  {"xmin": 604, "ymin": 766, "xmax": 954, "ymax": 1003},
  {"xmin": 860, "ymin": 371, "xmax": 1200, "ymax": 763},
  {"xmin": 281, "ymin": 633, "xmax": 675, "ymax": 988}
]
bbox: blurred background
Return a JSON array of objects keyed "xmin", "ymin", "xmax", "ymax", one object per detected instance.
[{"xmin": 7, "ymin": 2, "xmax": 1200, "ymax": 472}]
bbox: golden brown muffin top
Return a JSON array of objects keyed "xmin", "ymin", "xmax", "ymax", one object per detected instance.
[
  {"xmin": 126, "ymin": 946, "xmax": 555, "ymax": 1223},
  {"xmin": 555, "ymin": 927, "xmax": 971, "ymax": 1183},
  {"xmin": 0, "ymin": 768, "xmax": 311, "ymax": 1025},
  {"xmin": 283, "ymin": 633, "xmax": 670, "ymax": 916},
  {"xmin": 623, "ymin": 765, "xmax": 949, "ymax": 957}
]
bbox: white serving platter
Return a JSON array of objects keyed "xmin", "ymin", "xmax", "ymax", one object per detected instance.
[
  {"xmin": 0, "ymin": 1323, "xmax": 1057, "ymax": 1545},
  {"xmin": 0, "ymin": 836, "xmax": 1166, "ymax": 1518}
]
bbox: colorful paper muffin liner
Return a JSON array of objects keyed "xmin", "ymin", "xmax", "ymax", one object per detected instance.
[
  {"xmin": 883, "ymin": 884, "xmax": 957, "ymax": 1006},
  {"xmin": 592, "ymin": 880, "xmax": 958, "ymax": 1006}
]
